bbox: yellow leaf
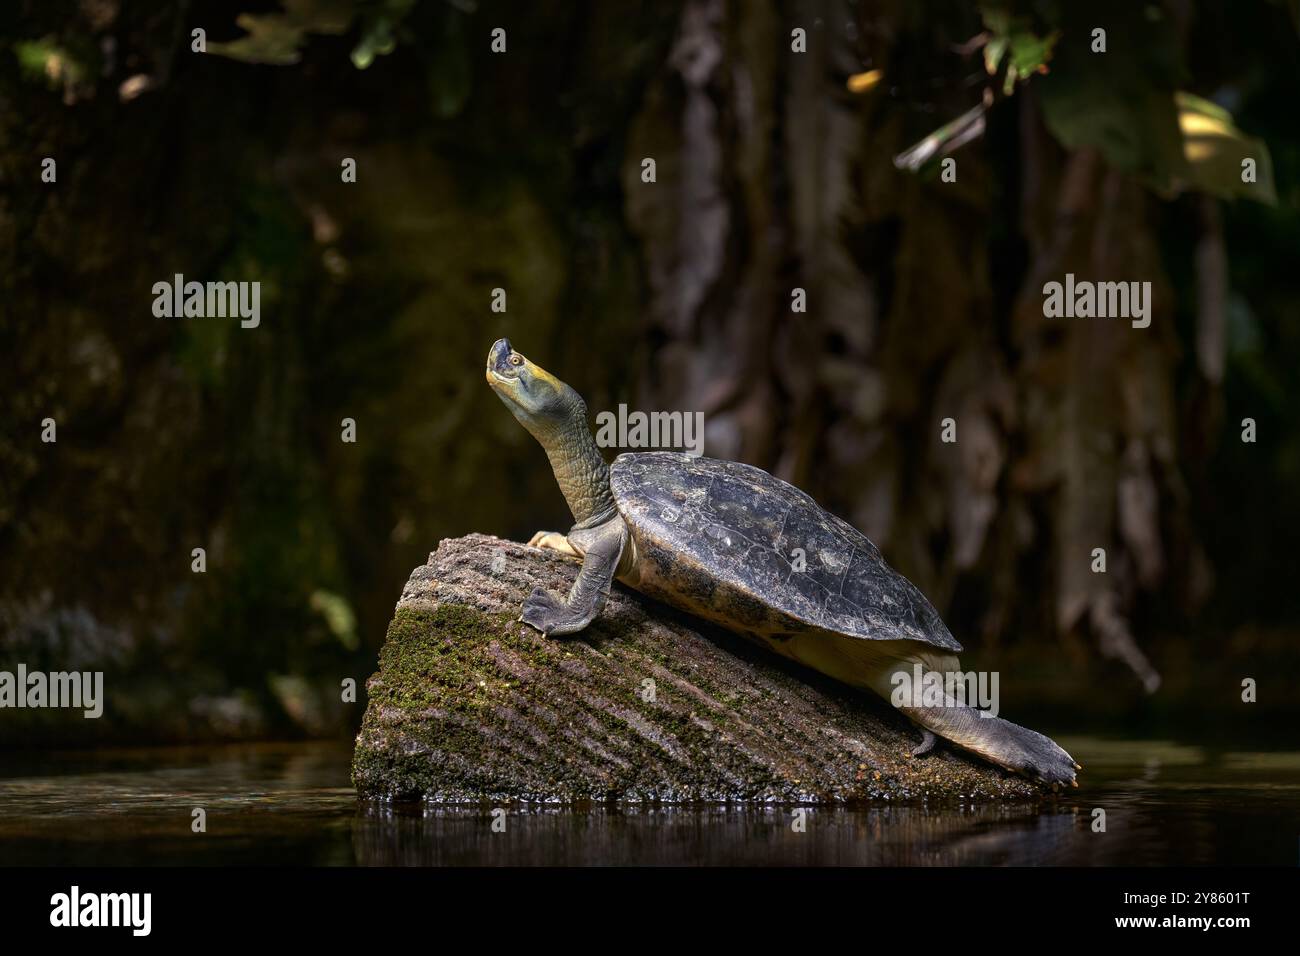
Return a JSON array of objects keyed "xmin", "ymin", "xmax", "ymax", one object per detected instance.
[{"xmin": 846, "ymin": 69, "xmax": 883, "ymax": 94}]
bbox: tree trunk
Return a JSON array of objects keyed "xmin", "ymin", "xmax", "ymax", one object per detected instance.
[{"xmin": 352, "ymin": 534, "xmax": 1042, "ymax": 802}]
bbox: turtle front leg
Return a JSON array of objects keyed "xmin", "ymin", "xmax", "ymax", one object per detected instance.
[
  {"xmin": 521, "ymin": 517, "xmax": 627, "ymax": 636},
  {"xmin": 527, "ymin": 531, "xmax": 581, "ymax": 558}
]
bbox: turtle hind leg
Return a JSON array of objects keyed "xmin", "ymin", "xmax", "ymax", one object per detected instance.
[
  {"xmin": 905, "ymin": 704, "xmax": 1079, "ymax": 787},
  {"xmin": 520, "ymin": 517, "xmax": 626, "ymax": 637},
  {"xmin": 866, "ymin": 656, "xmax": 1078, "ymax": 786}
]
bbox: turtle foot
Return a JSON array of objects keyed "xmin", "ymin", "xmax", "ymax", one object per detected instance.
[
  {"xmin": 1004, "ymin": 727, "xmax": 1079, "ymax": 788},
  {"xmin": 520, "ymin": 586, "xmax": 588, "ymax": 636}
]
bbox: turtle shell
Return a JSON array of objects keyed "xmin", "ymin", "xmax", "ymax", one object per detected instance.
[{"xmin": 610, "ymin": 452, "xmax": 961, "ymax": 652}]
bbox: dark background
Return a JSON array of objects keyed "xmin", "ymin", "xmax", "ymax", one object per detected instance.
[{"xmin": 2, "ymin": 0, "xmax": 1297, "ymax": 746}]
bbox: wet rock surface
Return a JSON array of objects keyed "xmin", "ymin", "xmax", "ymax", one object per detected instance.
[{"xmin": 352, "ymin": 534, "xmax": 1043, "ymax": 803}]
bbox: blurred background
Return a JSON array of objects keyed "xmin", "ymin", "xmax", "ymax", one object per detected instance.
[{"xmin": 2, "ymin": 0, "xmax": 1298, "ymax": 749}]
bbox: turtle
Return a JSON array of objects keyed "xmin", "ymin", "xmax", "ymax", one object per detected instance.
[{"xmin": 485, "ymin": 338, "xmax": 1080, "ymax": 786}]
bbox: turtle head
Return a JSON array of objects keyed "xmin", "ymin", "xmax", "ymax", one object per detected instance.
[
  {"xmin": 485, "ymin": 338, "xmax": 584, "ymax": 434},
  {"xmin": 486, "ymin": 338, "xmax": 615, "ymax": 526}
]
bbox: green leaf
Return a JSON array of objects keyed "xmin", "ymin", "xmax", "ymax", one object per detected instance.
[
  {"xmin": 1003, "ymin": 28, "xmax": 1060, "ymax": 95},
  {"xmin": 14, "ymin": 37, "xmax": 92, "ymax": 91},
  {"xmin": 983, "ymin": 35, "xmax": 1008, "ymax": 77},
  {"xmin": 309, "ymin": 589, "xmax": 359, "ymax": 650},
  {"xmin": 207, "ymin": 4, "xmax": 351, "ymax": 66},
  {"xmin": 1175, "ymin": 92, "xmax": 1277, "ymax": 204},
  {"xmin": 1038, "ymin": 76, "xmax": 1187, "ymax": 186},
  {"xmin": 351, "ymin": 17, "xmax": 397, "ymax": 69},
  {"xmin": 1033, "ymin": 11, "xmax": 1187, "ymax": 192},
  {"xmin": 353, "ymin": 1, "xmax": 417, "ymax": 69},
  {"xmin": 979, "ymin": 3, "xmax": 1060, "ymax": 95},
  {"xmin": 206, "ymin": 0, "xmax": 414, "ymax": 69}
]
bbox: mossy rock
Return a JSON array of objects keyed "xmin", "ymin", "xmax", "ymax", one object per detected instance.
[{"xmin": 352, "ymin": 534, "xmax": 1044, "ymax": 803}]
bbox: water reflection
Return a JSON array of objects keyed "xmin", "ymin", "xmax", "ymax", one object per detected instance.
[
  {"xmin": 1, "ymin": 738, "xmax": 1296, "ymax": 866},
  {"xmin": 351, "ymin": 802, "xmax": 1086, "ymax": 866}
]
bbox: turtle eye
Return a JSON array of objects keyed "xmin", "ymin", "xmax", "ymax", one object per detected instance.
[{"xmin": 508, "ymin": 353, "xmax": 524, "ymax": 367}]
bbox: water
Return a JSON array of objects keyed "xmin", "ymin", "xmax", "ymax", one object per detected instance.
[{"xmin": 1, "ymin": 737, "xmax": 1296, "ymax": 865}]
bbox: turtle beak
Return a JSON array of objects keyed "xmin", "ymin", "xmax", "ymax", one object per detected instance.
[{"xmin": 487, "ymin": 338, "xmax": 514, "ymax": 382}]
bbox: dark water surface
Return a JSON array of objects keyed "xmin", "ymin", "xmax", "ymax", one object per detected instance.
[{"xmin": 1, "ymin": 737, "xmax": 1296, "ymax": 865}]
